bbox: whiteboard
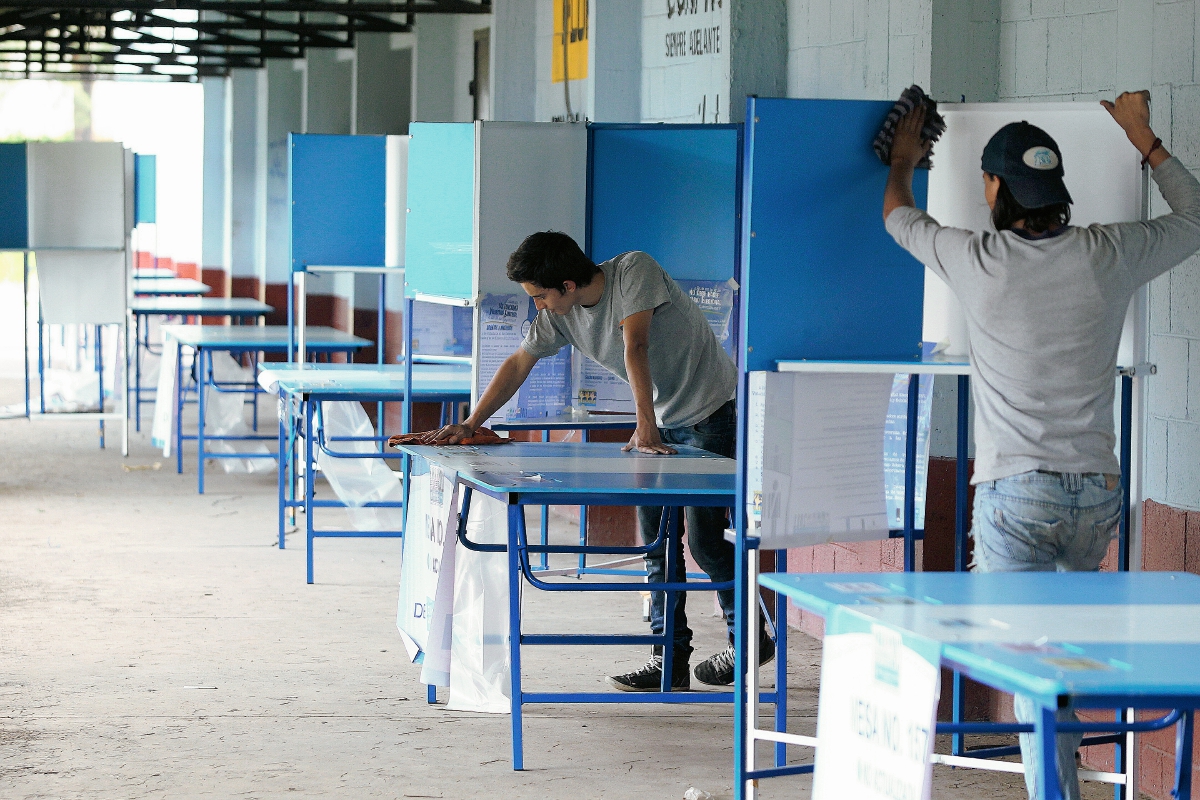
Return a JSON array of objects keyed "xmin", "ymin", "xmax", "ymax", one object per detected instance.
[
  {"xmin": 36, "ymin": 249, "xmax": 127, "ymax": 324},
  {"xmin": 27, "ymin": 142, "xmax": 128, "ymax": 249},
  {"xmin": 925, "ymin": 103, "xmax": 1144, "ymax": 357},
  {"xmin": 474, "ymin": 122, "xmax": 587, "ymax": 297}
]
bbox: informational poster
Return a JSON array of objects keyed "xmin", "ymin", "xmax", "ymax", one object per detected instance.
[
  {"xmin": 572, "ymin": 350, "xmax": 635, "ymax": 413},
  {"xmin": 813, "ymin": 608, "xmax": 940, "ymax": 800},
  {"xmin": 883, "ymin": 373, "xmax": 933, "ymax": 531},
  {"xmin": 678, "ymin": 277, "xmax": 736, "ymax": 357},
  {"xmin": 552, "ymin": 0, "xmax": 589, "ymax": 83},
  {"xmin": 641, "ymin": 0, "xmax": 731, "ymax": 123},
  {"xmin": 477, "ymin": 293, "xmax": 572, "ymax": 422},
  {"xmin": 411, "ymin": 302, "xmax": 472, "ymax": 357},
  {"xmin": 749, "ymin": 371, "xmax": 894, "ymax": 549},
  {"xmin": 396, "ymin": 461, "xmax": 459, "ymax": 687},
  {"xmin": 150, "ymin": 334, "xmax": 179, "ymax": 456}
]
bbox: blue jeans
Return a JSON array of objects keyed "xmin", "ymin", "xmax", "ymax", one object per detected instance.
[
  {"xmin": 972, "ymin": 470, "xmax": 1123, "ymax": 800},
  {"xmin": 637, "ymin": 400, "xmax": 737, "ymax": 662}
]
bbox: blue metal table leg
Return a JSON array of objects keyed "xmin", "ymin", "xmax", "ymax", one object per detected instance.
[
  {"xmin": 540, "ymin": 428, "xmax": 550, "ymax": 571},
  {"xmin": 953, "ymin": 374, "xmax": 971, "ymax": 756},
  {"xmin": 175, "ymin": 341, "xmax": 184, "ymax": 474},
  {"xmin": 134, "ymin": 313, "xmax": 142, "ymax": 431},
  {"xmin": 277, "ymin": 408, "xmax": 287, "ymax": 549},
  {"xmin": 733, "ymin": 533, "xmax": 750, "ymax": 800},
  {"xmin": 659, "ymin": 507, "xmax": 679, "ymax": 692},
  {"xmin": 1039, "ymin": 704, "xmax": 1065, "ymax": 800},
  {"xmin": 1119, "ymin": 374, "xmax": 1133, "ymax": 572},
  {"xmin": 774, "ymin": 547, "xmax": 788, "ymax": 767},
  {"xmin": 96, "ymin": 325, "xmax": 105, "ymax": 449},
  {"xmin": 1175, "ymin": 710, "xmax": 1194, "ymax": 800},
  {"xmin": 427, "ymin": 683, "xmax": 436, "ymax": 704},
  {"xmin": 507, "ymin": 500, "xmax": 525, "ymax": 770},
  {"xmin": 306, "ymin": 397, "xmax": 316, "ymax": 584},
  {"xmin": 197, "ymin": 348, "xmax": 207, "ymax": 494},
  {"xmin": 903, "ymin": 374, "xmax": 919, "ymax": 572},
  {"xmin": 22, "ymin": 253, "xmax": 29, "ymax": 419},
  {"xmin": 578, "ymin": 428, "xmax": 589, "ymax": 575}
]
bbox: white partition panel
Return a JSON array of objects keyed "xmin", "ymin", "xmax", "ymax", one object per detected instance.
[
  {"xmin": 385, "ymin": 134, "xmax": 409, "ymax": 269},
  {"xmin": 37, "ymin": 250, "xmax": 127, "ymax": 324},
  {"xmin": 925, "ymin": 103, "xmax": 1143, "ymax": 357},
  {"xmin": 27, "ymin": 142, "xmax": 128, "ymax": 250},
  {"xmin": 474, "ymin": 122, "xmax": 588, "ymax": 297}
]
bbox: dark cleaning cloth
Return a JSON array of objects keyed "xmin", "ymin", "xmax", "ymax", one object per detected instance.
[
  {"xmin": 873, "ymin": 84, "xmax": 947, "ymax": 170},
  {"xmin": 388, "ymin": 426, "xmax": 510, "ymax": 447}
]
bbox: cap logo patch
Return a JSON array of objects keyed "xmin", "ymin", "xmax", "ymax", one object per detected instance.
[{"xmin": 1022, "ymin": 146, "xmax": 1059, "ymax": 170}]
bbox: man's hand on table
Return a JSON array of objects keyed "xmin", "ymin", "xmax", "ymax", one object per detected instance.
[
  {"xmin": 424, "ymin": 423, "xmax": 475, "ymax": 445},
  {"xmin": 622, "ymin": 425, "xmax": 677, "ymax": 455}
]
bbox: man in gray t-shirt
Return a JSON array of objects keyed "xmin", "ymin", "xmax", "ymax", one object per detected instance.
[
  {"xmin": 883, "ymin": 92, "xmax": 1200, "ymax": 800},
  {"xmin": 428, "ymin": 231, "xmax": 765, "ymax": 692}
]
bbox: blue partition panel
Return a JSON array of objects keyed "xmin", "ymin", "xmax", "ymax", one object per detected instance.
[
  {"xmin": 289, "ymin": 133, "xmax": 386, "ymax": 270},
  {"xmin": 740, "ymin": 98, "xmax": 928, "ymax": 371},
  {"xmin": 405, "ymin": 122, "xmax": 475, "ymax": 300},
  {"xmin": 588, "ymin": 125, "xmax": 739, "ymax": 281},
  {"xmin": 134, "ymin": 154, "xmax": 156, "ymax": 224},
  {"xmin": 0, "ymin": 143, "xmax": 27, "ymax": 250}
]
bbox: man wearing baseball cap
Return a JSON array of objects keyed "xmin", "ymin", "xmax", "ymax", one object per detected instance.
[{"xmin": 882, "ymin": 92, "xmax": 1200, "ymax": 800}]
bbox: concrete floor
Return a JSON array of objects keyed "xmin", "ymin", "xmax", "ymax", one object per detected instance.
[{"xmin": 0, "ymin": 385, "xmax": 1116, "ymax": 799}]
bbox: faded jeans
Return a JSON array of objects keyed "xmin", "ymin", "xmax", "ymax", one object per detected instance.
[
  {"xmin": 637, "ymin": 400, "xmax": 737, "ymax": 663},
  {"xmin": 972, "ymin": 470, "xmax": 1123, "ymax": 800}
]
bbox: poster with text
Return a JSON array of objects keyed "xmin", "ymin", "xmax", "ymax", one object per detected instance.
[
  {"xmin": 883, "ymin": 373, "xmax": 933, "ymax": 532},
  {"xmin": 677, "ymin": 277, "xmax": 736, "ymax": 357},
  {"xmin": 571, "ymin": 350, "xmax": 635, "ymax": 413},
  {"xmin": 411, "ymin": 302, "xmax": 472, "ymax": 357},
  {"xmin": 477, "ymin": 293, "xmax": 572, "ymax": 422},
  {"xmin": 642, "ymin": 0, "xmax": 731, "ymax": 123}
]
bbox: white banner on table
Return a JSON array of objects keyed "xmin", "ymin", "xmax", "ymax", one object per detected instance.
[
  {"xmin": 813, "ymin": 607, "xmax": 941, "ymax": 800},
  {"xmin": 749, "ymin": 371, "xmax": 893, "ymax": 549},
  {"xmin": 150, "ymin": 332, "xmax": 179, "ymax": 456},
  {"xmin": 396, "ymin": 460, "xmax": 459, "ymax": 687}
]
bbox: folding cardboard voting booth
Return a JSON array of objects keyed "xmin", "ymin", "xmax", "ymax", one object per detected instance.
[
  {"xmin": 732, "ymin": 97, "xmax": 1153, "ymax": 799},
  {"xmin": 0, "ymin": 141, "xmax": 133, "ymax": 453}
]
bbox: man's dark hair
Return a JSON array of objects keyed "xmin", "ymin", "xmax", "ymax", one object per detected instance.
[
  {"xmin": 506, "ymin": 231, "xmax": 600, "ymax": 293},
  {"xmin": 990, "ymin": 175, "xmax": 1071, "ymax": 234}
]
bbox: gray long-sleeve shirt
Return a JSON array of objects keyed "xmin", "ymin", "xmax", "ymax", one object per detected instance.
[{"xmin": 886, "ymin": 156, "xmax": 1200, "ymax": 483}]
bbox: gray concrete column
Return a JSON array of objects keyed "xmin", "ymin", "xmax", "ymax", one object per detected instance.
[
  {"xmin": 229, "ymin": 68, "xmax": 266, "ymax": 296},
  {"xmin": 306, "ymin": 49, "xmax": 354, "ymax": 134},
  {"xmin": 491, "ymin": 0, "xmax": 536, "ymax": 121},
  {"xmin": 590, "ymin": 0, "xmax": 640, "ymax": 122},
  {"xmin": 200, "ymin": 75, "xmax": 230, "ymax": 276},
  {"xmin": 355, "ymin": 32, "xmax": 413, "ymax": 134},
  {"xmin": 413, "ymin": 14, "xmax": 457, "ymax": 122},
  {"xmin": 264, "ymin": 60, "xmax": 304, "ymax": 296}
]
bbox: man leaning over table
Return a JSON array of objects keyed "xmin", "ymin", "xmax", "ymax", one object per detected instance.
[{"xmin": 426, "ymin": 230, "xmax": 774, "ymax": 690}]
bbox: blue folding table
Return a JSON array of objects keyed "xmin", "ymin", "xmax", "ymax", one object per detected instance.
[
  {"xmin": 756, "ymin": 571, "xmax": 1200, "ymax": 800},
  {"xmin": 258, "ymin": 362, "xmax": 472, "ymax": 583},
  {"xmin": 133, "ymin": 277, "xmax": 211, "ymax": 296},
  {"xmin": 129, "ymin": 296, "xmax": 273, "ymax": 432},
  {"xmin": 132, "ymin": 267, "xmax": 176, "ymax": 279},
  {"xmin": 162, "ymin": 324, "xmax": 370, "ymax": 493},
  {"xmin": 395, "ymin": 441, "xmax": 783, "ymax": 771}
]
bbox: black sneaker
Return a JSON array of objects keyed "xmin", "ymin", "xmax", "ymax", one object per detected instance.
[
  {"xmin": 693, "ymin": 630, "xmax": 776, "ymax": 687},
  {"xmin": 606, "ymin": 653, "xmax": 691, "ymax": 692}
]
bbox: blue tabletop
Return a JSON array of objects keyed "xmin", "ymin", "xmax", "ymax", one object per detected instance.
[
  {"xmin": 131, "ymin": 297, "xmax": 273, "ymax": 316},
  {"xmin": 761, "ymin": 571, "xmax": 1200, "ymax": 704},
  {"xmin": 397, "ymin": 442, "xmax": 735, "ymax": 502},
  {"xmin": 162, "ymin": 324, "xmax": 370, "ymax": 350},
  {"xmin": 133, "ymin": 277, "xmax": 211, "ymax": 296},
  {"xmin": 132, "ymin": 267, "xmax": 177, "ymax": 279},
  {"xmin": 491, "ymin": 412, "xmax": 638, "ymax": 431},
  {"xmin": 259, "ymin": 363, "xmax": 471, "ymax": 399}
]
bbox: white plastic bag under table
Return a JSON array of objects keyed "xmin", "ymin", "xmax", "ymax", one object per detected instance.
[{"xmin": 314, "ymin": 400, "xmax": 405, "ymax": 532}]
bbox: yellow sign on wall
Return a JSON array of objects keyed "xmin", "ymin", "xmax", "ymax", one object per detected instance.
[{"xmin": 552, "ymin": 0, "xmax": 588, "ymax": 83}]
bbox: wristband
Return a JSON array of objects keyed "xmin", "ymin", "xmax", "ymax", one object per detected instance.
[{"xmin": 1142, "ymin": 137, "xmax": 1163, "ymax": 167}]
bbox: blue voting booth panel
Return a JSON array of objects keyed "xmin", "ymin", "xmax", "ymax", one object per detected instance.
[
  {"xmin": 0, "ymin": 143, "xmax": 27, "ymax": 250},
  {"xmin": 740, "ymin": 98, "xmax": 928, "ymax": 371},
  {"xmin": 289, "ymin": 134, "xmax": 386, "ymax": 270},
  {"xmin": 405, "ymin": 122, "xmax": 475, "ymax": 299},
  {"xmin": 134, "ymin": 154, "xmax": 156, "ymax": 225},
  {"xmin": 588, "ymin": 125, "xmax": 740, "ymax": 282}
]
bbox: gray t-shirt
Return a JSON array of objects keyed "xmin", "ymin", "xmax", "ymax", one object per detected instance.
[
  {"xmin": 886, "ymin": 156, "xmax": 1200, "ymax": 483},
  {"xmin": 520, "ymin": 251, "xmax": 737, "ymax": 429}
]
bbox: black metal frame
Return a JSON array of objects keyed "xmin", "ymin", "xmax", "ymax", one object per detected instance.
[{"xmin": 0, "ymin": 0, "xmax": 490, "ymax": 80}]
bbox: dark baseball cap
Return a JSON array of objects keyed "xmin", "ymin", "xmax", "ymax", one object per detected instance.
[{"xmin": 981, "ymin": 121, "xmax": 1073, "ymax": 209}]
